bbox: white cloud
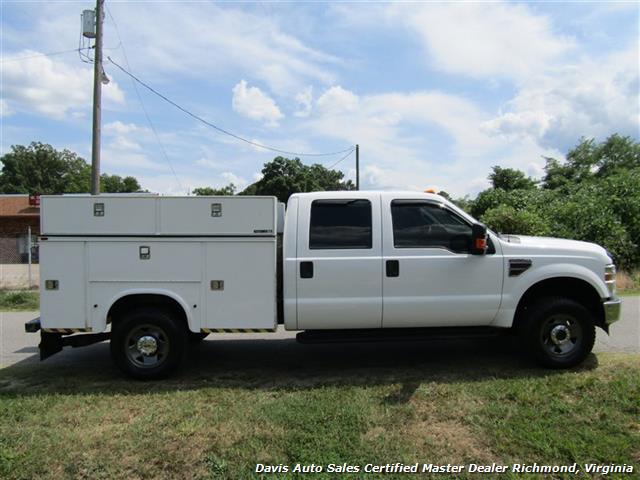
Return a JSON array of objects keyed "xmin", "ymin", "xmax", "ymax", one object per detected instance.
[
  {"xmin": 101, "ymin": 150, "xmax": 165, "ymax": 172},
  {"xmin": 311, "ymin": 86, "xmax": 494, "ymax": 160},
  {"xmin": 304, "ymin": 85, "xmax": 567, "ymax": 196},
  {"xmin": 104, "ymin": 121, "xmax": 150, "ymax": 136},
  {"xmin": 101, "ymin": 3, "xmax": 339, "ymax": 95},
  {"xmin": 232, "ymin": 80, "xmax": 283, "ymax": 126},
  {"xmin": 1, "ymin": 51, "xmax": 124, "ymax": 120},
  {"xmin": 102, "ymin": 120, "xmax": 167, "ymax": 173},
  {"xmin": 110, "ymin": 136, "xmax": 143, "ymax": 152},
  {"xmin": 316, "ymin": 86, "xmax": 359, "ymax": 115},
  {"xmin": 483, "ymin": 45, "xmax": 640, "ymax": 149},
  {"xmin": 220, "ymin": 172, "xmax": 247, "ymax": 189},
  {"xmin": 391, "ymin": 2, "xmax": 574, "ymax": 80},
  {"xmin": 294, "ymin": 86, "xmax": 314, "ymax": 118}
]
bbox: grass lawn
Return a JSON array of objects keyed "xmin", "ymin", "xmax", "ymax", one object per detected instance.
[
  {"xmin": 0, "ymin": 290, "xmax": 39, "ymax": 312},
  {"xmin": 0, "ymin": 348, "xmax": 638, "ymax": 479}
]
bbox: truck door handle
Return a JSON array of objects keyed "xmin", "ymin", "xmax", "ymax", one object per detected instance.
[
  {"xmin": 386, "ymin": 260, "xmax": 399, "ymax": 277},
  {"xmin": 300, "ymin": 261, "xmax": 314, "ymax": 279}
]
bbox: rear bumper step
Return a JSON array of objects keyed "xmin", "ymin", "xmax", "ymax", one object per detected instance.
[
  {"xmin": 25, "ymin": 317, "xmax": 41, "ymax": 333},
  {"xmin": 296, "ymin": 326, "xmax": 504, "ymax": 344}
]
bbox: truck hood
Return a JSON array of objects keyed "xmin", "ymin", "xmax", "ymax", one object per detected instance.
[{"xmin": 499, "ymin": 235, "xmax": 612, "ymax": 263}]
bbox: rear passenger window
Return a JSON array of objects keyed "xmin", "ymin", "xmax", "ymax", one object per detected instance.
[
  {"xmin": 391, "ymin": 201, "xmax": 472, "ymax": 253},
  {"xmin": 310, "ymin": 199, "xmax": 372, "ymax": 249}
]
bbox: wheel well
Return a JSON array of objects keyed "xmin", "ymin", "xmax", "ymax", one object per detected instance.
[
  {"xmin": 107, "ymin": 294, "xmax": 189, "ymax": 330},
  {"xmin": 513, "ymin": 277, "xmax": 605, "ymax": 330}
]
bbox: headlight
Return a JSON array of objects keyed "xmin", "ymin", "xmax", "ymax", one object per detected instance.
[{"xmin": 605, "ymin": 264, "xmax": 617, "ymax": 296}]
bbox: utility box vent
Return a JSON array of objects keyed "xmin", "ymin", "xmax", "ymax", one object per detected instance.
[
  {"xmin": 211, "ymin": 203, "xmax": 222, "ymax": 217},
  {"xmin": 93, "ymin": 203, "xmax": 105, "ymax": 217}
]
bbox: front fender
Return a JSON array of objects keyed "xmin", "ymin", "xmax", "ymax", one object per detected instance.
[{"xmin": 492, "ymin": 262, "xmax": 608, "ymax": 328}]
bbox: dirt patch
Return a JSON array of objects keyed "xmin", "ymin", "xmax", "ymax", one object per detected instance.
[
  {"xmin": 406, "ymin": 419, "xmax": 496, "ymax": 463},
  {"xmin": 399, "ymin": 390, "xmax": 496, "ymax": 463}
]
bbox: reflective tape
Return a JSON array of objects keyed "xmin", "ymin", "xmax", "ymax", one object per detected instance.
[
  {"xmin": 201, "ymin": 328, "xmax": 276, "ymax": 334},
  {"xmin": 42, "ymin": 328, "xmax": 93, "ymax": 334}
]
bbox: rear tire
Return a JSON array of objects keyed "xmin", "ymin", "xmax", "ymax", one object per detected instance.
[
  {"xmin": 519, "ymin": 296, "xmax": 595, "ymax": 368},
  {"xmin": 111, "ymin": 307, "xmax": 188, "ymax": 379}
]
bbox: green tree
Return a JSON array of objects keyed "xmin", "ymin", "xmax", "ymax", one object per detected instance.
[
  {"xmin": 488, "ymin": 166, "xmax": 536, "ymax": 191},
  {"xmin": 192, "ymin": 184, "xmax": 236, "ymax": 196},
  {"xmin": 545, "ymin": 184, "xmax": 637, "ymax": 268},
  {"xmin": 101, "ymin": 174, "xmax": 141, "ymax": 193},
  {"xmin": 542, "ymin": 134, "xmax": 640, "ymax": 190},
  {"xmin": 241, "ymin": 156, "xmax": 355, "ymax": 203},
  {"xmin": 481, "ymin": 205, "xmax": 551, "ymax": 236},
  {"xmin": 0, "ymin": 142, "xmax": 91, "ymax": 194},
  {"xmin": 470, "ymin": 134, "xmax": 639, "ymax": 268},
  {"xmin": 0, "ymin": 142, "xmax": 142, "ymax": 194}
]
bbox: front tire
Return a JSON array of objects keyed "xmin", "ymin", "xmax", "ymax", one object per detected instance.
[
  {"xmin": 111, "ymin": 308, "xmax": 188, "ymax": 379},
  {"xmin": 519, "ymin": 296, "xmax": 596, "ymax": 368}
]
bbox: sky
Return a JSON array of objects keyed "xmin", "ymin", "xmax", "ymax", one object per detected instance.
[{"xmin": 1, "ymin": 1, "xmax": 638, "ymax": 197}]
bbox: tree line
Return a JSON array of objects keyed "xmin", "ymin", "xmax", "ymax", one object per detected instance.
[
  {"xmin": 456, "ymin": 135, "xmax": 639, "ymax": 269},
  {"xmin": 0, "ymin": 142, "xmax": 142, "ymax": 194}
]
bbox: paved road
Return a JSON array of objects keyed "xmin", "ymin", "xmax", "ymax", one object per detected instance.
[{"xmin": 1, "ymin": 297, "xmax": 637, "ymax": 370}]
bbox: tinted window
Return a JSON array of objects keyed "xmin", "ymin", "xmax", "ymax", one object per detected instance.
[
  {"xmin": 310, "ymin": 200, "xmax": 372, "ymax": 249},
  {"xmin": 391, "ymin": 201, "xmax": 472, "ymax": 252}
]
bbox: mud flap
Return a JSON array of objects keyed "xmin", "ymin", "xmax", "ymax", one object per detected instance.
[
  {"xmin": 39, "ymin": 331, "xmax": 111, "ymax": 360},
  {"xmin": 39, "ymin": 331, "xmax": 63, "ymax": 360}
]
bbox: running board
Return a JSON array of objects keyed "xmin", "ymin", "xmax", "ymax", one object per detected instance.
[{"xmin": 296, "ymin": 327, "xmax": 504, "ymax": 344}]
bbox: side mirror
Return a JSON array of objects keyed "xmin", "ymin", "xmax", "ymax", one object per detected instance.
[{"xmin": 470, "ymin": 223, "xmax": 488, "ymax": 255}]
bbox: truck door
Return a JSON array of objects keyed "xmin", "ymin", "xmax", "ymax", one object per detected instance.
[
  {"xmin": 295, "ymin": 194, "xmax": 383, "ymax": 330},
  {"xmin": 382, "ymin": 195, "xmax": 503, "ymax": 327}
]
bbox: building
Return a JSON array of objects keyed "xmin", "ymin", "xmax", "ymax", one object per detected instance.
[{"xmin": 0, "ymin": 194, "xmax": 40, "ymax": 264}]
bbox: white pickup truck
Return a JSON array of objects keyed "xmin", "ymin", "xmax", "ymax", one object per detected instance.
[{"xmin": 25, "ymin": 192, "xmax": 621, "ymax": 378}]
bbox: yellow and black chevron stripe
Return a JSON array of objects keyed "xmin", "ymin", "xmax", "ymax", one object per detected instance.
[
  {"xmin": 201, "ymin": 328, "xmax": 276, "ymax": 334},
  {"xmin": 42, "ymin": 328, "xmax": 93, "ymax": 334}
]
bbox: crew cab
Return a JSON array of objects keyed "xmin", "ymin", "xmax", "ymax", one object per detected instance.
[{"xmin": 25, "ymin": 192, "xmax": 621, "ymax": 378}]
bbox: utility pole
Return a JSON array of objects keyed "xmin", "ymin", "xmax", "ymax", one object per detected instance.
[
  {"xmin": 355, "ymin": 144, "xmax": 360, "ymax": 190},
  {"xmin": 90, "ymin": 0, "xmax": 105, "ymax": 195}
]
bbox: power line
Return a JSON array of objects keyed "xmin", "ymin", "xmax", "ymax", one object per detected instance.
[
  {"xmin": 327, "ymin": 147, "xmax": 356, "ymax": 170},
  {"xmin": 106, "ymin": 56, "xmax": 355, "ymax": 158},
  {"xmin": 105, "ymin": 6, "xmax": 183, "ymax": 192},
  {"xmin": 1, "ymin": 47, "xmax": 91, "ymax": 63}
]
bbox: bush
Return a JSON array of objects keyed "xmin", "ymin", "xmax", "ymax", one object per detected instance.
[
  {"xmin": 467, "ymin": 135, "xmax": 639, "ymax": 269},
  {"xmin": 0, "ymin": 290, "xmax": 39, "ymax": 310},
  {"xmin": 481, "ymin": 205, "xmax": 552, "ymax": 236}
]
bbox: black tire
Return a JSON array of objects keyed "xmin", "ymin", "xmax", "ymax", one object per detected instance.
[
  {"xmin": 110, "ymin": 307, "xmax": 188, "ymax": 379},
  {"xmin": 189, "ymin": 331, "xmax": 209, "ymax": 344},
  {"xmin": 519, "ymin": 296, "xmax": 596, "ymax": 368}
]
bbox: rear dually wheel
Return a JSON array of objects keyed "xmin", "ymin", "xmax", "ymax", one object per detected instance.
[{"xmin": 111, "ymin": 307, "xmax": 188, "ymax": 379}]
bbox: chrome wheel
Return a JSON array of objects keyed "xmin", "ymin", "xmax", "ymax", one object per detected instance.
[
  {"xmin": 541, "ymin": 314, "xmax": 582, "ymax": 357},
  {"xmin": 125, "ymin": 324, "xmax": 170, "ymax": 368}
]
